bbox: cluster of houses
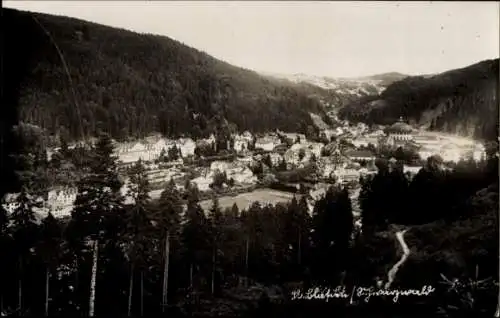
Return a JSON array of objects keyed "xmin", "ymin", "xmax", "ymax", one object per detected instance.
[
  {"xmin": 3, "ymin": 188, "xmax": 78, "ymax": 219},
  {"xmin": 4, "ymin": 116, "xmax": 487, "ymax": 220}
]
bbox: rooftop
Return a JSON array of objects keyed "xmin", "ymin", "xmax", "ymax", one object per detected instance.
[
  {"xmin": 384, "ymin": 117, "xmax": 414, "ymax": 134},
  {"xmin": 345, "ymin": 149, "xmax": 376, "ymax": 158}
]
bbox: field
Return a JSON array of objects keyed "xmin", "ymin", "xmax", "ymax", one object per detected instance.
[
  {"xmin": 149, "ymin": 188, "xmax": 295, "ymax": 212},
  {"xmin": 199, "ymin": 188, "xmax": 296, "ymax": 212}
]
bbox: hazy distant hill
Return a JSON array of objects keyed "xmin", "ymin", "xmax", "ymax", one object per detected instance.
[
  {"xmin": 3, "ymin": 8, "xmax": 333, "ymax": 142},
  {"xmin": 264, "ymin": 72, "xmax": 408, "ymax": 109},
  {"xmin": 338, "ymin": 59, "xmax": 499, "ymax": 140},
  {"xmin": 351, "ymin": 72, "xmax": 409, "ymax": 86}
]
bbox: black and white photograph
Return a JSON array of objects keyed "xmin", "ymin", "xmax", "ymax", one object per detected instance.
[{"xmin": 1, "ymin": 1, "xmax": 499, "ymax": 317}]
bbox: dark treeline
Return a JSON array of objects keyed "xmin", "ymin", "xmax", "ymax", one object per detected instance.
[
  {"xmin": 1, "ymin": 125, "xmax": 498, "ymax": 316},
  {"xmin": 358, "ymin": 149, "xmax": 499, "ymax": 285},
  {"xmin": 0, "ymin": 130, "xmax": 356, "ymax": 317},
  {"xmin": 4, "ymin": 8, "xmax": 328, "ymax": 143},
  {"xmin": 339, "ymin": 59, "xmax": 499, "ymax": 141}
]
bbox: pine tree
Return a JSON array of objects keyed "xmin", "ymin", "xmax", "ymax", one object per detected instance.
[
  {"xmin": 37, "ymin": 213, "xmax": 63, "ymax": 316},
  {"xmin": 185, "ymin": 182, "xmax": 201, "ymax": 206},
  {"xmin": 263, "ymin": 154, "xmax": 273, "ymax": 169},
  {"xmin": 158, "ymin": 148, "xmax": 167, "ymax": 163},
  {"xmin": 207, "ymin": 196, "xmax": 223, "ymax": 295},
  {"xmin": 10, "ymin": 137, "xmax": 48, "ymax": 312},
  {"xmin": 240, "ymin": 202, "xmax": 264, "ymax": 285},
  {"xmin": 334, "ymin": 187, "xmax": 353, "ymax": 256},
  {"xmin": 309, "ymin": 153, "xmax": 317, "ymax": 163},
  {"xmin": 298, "ymin": 149, "xmax": 306, "ymax": 161},
  {"xmin": 311, "ymin": 186, "xmax": 353, "ymax": 283},
  {"xmin": 168, "ymin": 146, "xmax": 180, "ymax": 161},
  {"xmin": 181, "ymin": 187, "xmax": 209, "ymax": 290},
  {"xmin": 70, "ymin": 133, "xmax": 124, "ymax": 244},
  {"xmin": 0, "ymin": 200, "xmax": 8, "ymax": 246},
  {"xmin": 59, "ymin": 136, "xmax": 71, "ymax": 160},
  {"xmin": 230, "ymin": 203, "xmax": 239, "ymax": 219},
  {"xmin": 10, "ymin": 187, "xmax": 41, "ymax": 312},
  {"xmin": 277, "ymin": 158, "xmax": 287, "ymax": 171},
  {"xmin": 67, "ymin": 133, "xmax": 124, "ymax": 313},
  {"xmin": 0, "ymin": 201, "xmax": 9, "ymax": 315},
  {"xmin": 155, "ymin": 178, "xmax": 183, "ymax": 311},
  {"xmin": 124, "ymin": 159, "xmax": 152, "ymax": 316}
]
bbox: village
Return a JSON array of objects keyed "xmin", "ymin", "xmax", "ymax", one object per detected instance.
[{"xmin": 3, "ymin": 115, "xmax": 487, "ymax": 222}]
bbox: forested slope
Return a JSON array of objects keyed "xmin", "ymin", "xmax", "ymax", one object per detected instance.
[
  {"xmin": 338, "ymin": 59, "xmax": 499, "ymax": 140},
  {"xmin": 4, "ymin": 8, "xmax": 329, "ymax": 142}
]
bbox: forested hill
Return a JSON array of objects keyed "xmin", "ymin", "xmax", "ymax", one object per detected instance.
[
  {"xmin": 338, "ymin": 59, "xmax": 499, "ymax": 141},
  {"xmin": 4, "ymin": 8, "xmax": 330, "ymax": 141}
]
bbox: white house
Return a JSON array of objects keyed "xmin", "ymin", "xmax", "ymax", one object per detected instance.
[
  {"xmin": 284, "ymin": 145, "xmax": 310, "ymax": 164},
  {"xmin": 116, "ymin": 140, "xmax": 163, "ymax": 164},
  {"xmin": 333, "ymin": 168, "xmax": 361, "ymax": 184},
  {"xmin": 3, "ymin": 187, "xmax": 79, "ymax": 219},
  {"xmin": 201, "ymin": 134, "xmax": 216, "ymax": 145},
  {"xmin": 241, "ymin": 131, "xmax": 254, "ymax": 142},
  {"xmin": 345, "ymin": 149, "xmax": 376, "ymax": 162},
  {"xmin": 320, "ymin": 129, "xmax": 337, "ymax": 141},
  {"xmin": 233, "ymin": 135, "xmax": 249, "ymax": 153},
  {"xmin": 176, "ymin": 138, "xmax": 196, "ymax": 157},
  {"xmin": 282, "ymin": 132, "xmax": 307, "ymax": 144},
  {"xmin": 268, "ymin": 153, "xmax": 284, "ymax": 166},
  {"xmin": 191, "ymin": 175, "xmax": 213, "ymax": 192},
  {"xmin": 228, "ymin": 167, "xmax": 257, "ymax": 185},
  {"xmin": 334, "ymin": 127, "xmax": 344, "ymax": 136},
  {"xmin": 237, "ymin": 156, "xmax": 254, "ymax": 164},
  {"xmin": 129, "ymin": 142, "xmax": 147, "ymax": 153},
  {"xmin": 306, "ymin": 142, "xmax": 324, "ymax": 158},
  {"xmin": 210, "ymin": 161, "xmax": 230, "ymax": 173},
  {"xmin": 255, "ymin": 136, "xmax": 280, "ymax": 152},
  {"xmin": 352, "ymin": 137, "xmax": 378, "ymax": 148},
  {"xmin": 149, "ymin": 138, "xmax": 177, "ymax": 160},
  {"xmin": 319, "ymin": 164, "xmax": 335, "ymax": 179},
  {"xmin": 403, "ymin": 165, "xmax": 422, "ymax": 175},
  {"xmin": 368, "ymin": 129, "xmax": 385, "ymax": 137}
]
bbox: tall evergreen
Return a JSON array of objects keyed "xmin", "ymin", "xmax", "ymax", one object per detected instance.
[
  {"xmin": 156, "ymin": 179, "xmax": 183, "ymax": 238},
  {"xmin": 37, "ymin": 213, "xmax": 63, "ymax": 316},
  {"xmin": 311, "ymin": 186, "xmax": 353, "ymax": 283},
  {"xmin": 207, "ymin": 196, "xmax": 223, "ymax": 295},
  {"xmin": 181, "ymin": 183, "xmax": 210, "ymax": 290},
  {"xmin": 69, "ymin": 133, "xmax": 124, "ymax": 244},
  {"xmin": 67, "ymin": 133, "xmax": 124, "ymax": 314},
  {"xmin": 9, "ymin": 123, "xmax": 49, "ymax": 312},
  {"xmin": 154, "ymin": 178, "xmax": 183, "ymax": 310},
  {"xmin": 124, "ymin": 159, "xmax": 152, "ymax": 316}
]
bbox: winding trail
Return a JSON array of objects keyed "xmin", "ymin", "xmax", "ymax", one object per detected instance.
[{"xmin": 385, "ymin": 229, "xmax": 410, "ymax": 289}]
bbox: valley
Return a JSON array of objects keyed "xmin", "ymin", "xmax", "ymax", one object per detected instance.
[{"xmin": 1, "ymin": 4, "xmax": 498, "ymax": 318}]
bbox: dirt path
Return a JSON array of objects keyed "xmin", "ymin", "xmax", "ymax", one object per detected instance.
[{"xmin": 385, "ymin": 229, "xmax": 409, "ymax": 289}]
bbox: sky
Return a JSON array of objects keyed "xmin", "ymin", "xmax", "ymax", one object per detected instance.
[{"xmin": 4, "ymin": 1, "xmax": 499, "ymax": 78}]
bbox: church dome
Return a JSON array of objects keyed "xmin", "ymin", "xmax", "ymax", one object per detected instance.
[{"xmin": 384, "ymin": 117, "xmax": 414, "ymax": 134}]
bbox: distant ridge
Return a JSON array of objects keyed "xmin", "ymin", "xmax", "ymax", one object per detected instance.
[{"xmin": 338, "ymin": 59, "xmax": 499, "ymax": 140}]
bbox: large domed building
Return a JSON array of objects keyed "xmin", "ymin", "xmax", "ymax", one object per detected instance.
[{"xmin": 383, "ymin": 117, "xmax": 415, "ymax": 144}]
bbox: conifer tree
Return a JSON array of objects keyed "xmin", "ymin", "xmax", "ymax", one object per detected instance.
[
  {"xmin": 37, "ymin": 213, "xmax": 63, "ymax": 316},
  {"xmin": 207, "ymin": 196, "xmax": 223, "ymax": 295},
  {"xmin": 181, "ymin": 184, "xmax": 209, "ymax": 290},
  {"xmin": 68, "ymin": 133, "xmax": 124, "ymax": 313},
  {"xmin": 124, "ymin": 159, "xmax": 152, "ymax": 316},
  {"xmin": 0, "ymin": 200, "xmax": 9, "ymax": 315},
  {"xmin": 10, "ymin": 124, "xmax": 49, "ymax": 312},
  {"xmin": 155, "ymin": 178, "xmax": 183, "ymax": 310},
  {"xmin": 70, "ymin": 133, "xmax": 123, "ymax": 244},
  {"xmin": 311, "ymin": 186, "xmax": 353, "ymax": 283}
]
